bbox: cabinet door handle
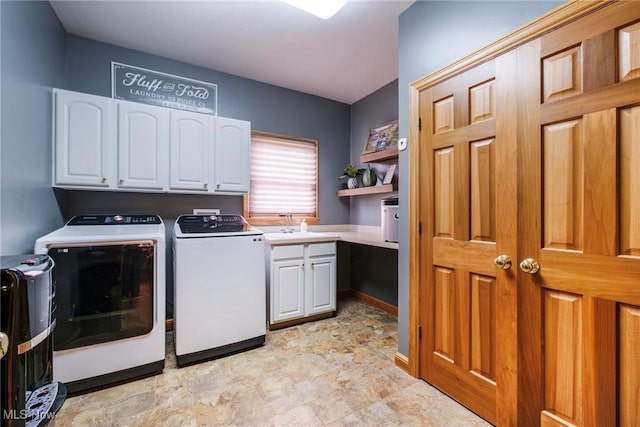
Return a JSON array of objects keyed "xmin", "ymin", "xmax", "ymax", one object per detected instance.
[
  {"xmin": 203, "ymin": 182, "xmax": 208, "ymax": 189},
  {"xmin": 119, "ymin": 178, "xmax": 125, "ymax": 184},
  {"xmin": 101, "ymin": 176, "xmax": 108, "ymax": 183}
]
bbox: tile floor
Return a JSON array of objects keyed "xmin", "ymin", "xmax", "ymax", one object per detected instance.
[{"xmin": 57, "ymin": 298, "xmax": 491, "ymax": 426}]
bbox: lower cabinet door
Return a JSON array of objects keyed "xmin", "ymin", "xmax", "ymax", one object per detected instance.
[
  {"xmin": 271, "ymin": 258, "xmax": 305, "ymax": 322},
  {"xmin": 306, "ymin": 255, "xmax": 336, "ymax": 316}
]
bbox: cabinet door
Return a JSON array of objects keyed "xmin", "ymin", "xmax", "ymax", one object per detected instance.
[
  {"xmin": 117, "ymin": 101, "xmax": 169, "ymax": 190},
  {"xmin": 213, "ymin": 117, "xmax": 250, "ymax": 193},
  {"xmin": 306, "ymin": 255, "xmax": 336, "ymax": 316},
  {"xmin": 54, "ymin": 89, "xmax": 113, "ymax": 187},
  {"xmin": 169, "ymin": 111, "xmax": 212, "ymax": 191},
  {"xmin": 271, "ymin": 258, "xmax": 305, "ymax": 323}
]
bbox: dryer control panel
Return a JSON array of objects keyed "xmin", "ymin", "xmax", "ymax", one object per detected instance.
[{"xmin": 66, "ymin": 215, "xmax": 162, "ymax": 225}]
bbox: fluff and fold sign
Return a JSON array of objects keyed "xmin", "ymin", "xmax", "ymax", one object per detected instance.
[{"xmin": 111, "ymin": 62, "xmax": 217, "ymax": 115}]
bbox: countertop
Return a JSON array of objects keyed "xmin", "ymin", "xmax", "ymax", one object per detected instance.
[{"xmin": 258, "ymin": 225, "xmax": 399, "ymax": 250}]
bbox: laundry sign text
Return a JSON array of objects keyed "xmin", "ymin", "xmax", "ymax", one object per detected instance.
[{"xmin": 111, "ymin": 62, "xmax": 217, "ymax": 115}]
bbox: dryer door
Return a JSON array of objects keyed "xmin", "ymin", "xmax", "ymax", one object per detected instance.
[{"xmin": 47, "ymin": 241, "xmax": 155, "ymax": 350}]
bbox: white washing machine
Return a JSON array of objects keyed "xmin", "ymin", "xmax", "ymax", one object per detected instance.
[
  {"xmin": 34, "ymin": 215, "xmax": 166, "ymax": 394},
  {"xmin": 173, "ymin": 214, "xmax": 266, "ymax": 367}
]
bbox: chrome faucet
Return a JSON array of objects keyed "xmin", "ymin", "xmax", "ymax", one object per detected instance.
[{"xmin": 279, "ymin": 212, "xmax": 294, "ymax": 233}]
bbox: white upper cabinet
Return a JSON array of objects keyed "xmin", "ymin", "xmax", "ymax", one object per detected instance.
[
  {"xmin": 52, "ymin": 89, "xmax": 251, "ymax": 194},
  {"xmin": 169, "ymin": 110, "xmax": 212, "ymax": 192},
  {"xmin": 54, "ymin": 89, "xmax": 114, "ymax": 187},
  {"xmin": 116, "ymin": 101, "xmax": 169, "ymax": 191},
  {"xmin": 213, "ymin": 117, "xmax": 250, "ymax": 193}
]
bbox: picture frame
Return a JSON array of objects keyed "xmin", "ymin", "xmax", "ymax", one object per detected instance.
[
  {"xmin": 383, "ymin": 164, "xmax": 396, "ymax": 185},
  {"xmin": 362, "ymin": 120, "xmax": 399, "ymax": 154}
]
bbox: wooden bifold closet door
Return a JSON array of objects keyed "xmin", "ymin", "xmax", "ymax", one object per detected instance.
[{"xmin": 413, "ymin": 2, "xmax": 640, "ymax": 426}]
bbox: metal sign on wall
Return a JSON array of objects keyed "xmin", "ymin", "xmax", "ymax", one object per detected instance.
[{"xmin": 111, "ymin": 62, "xmax": 217, "ymax": 115}]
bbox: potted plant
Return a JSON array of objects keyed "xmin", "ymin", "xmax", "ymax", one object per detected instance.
[{"xmin": 338, "ymin": 165, "xmax": 365, "ymax": 189}]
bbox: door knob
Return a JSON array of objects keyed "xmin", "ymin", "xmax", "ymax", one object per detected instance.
[
  {"xmin": 0, "ymin": 332, "xmax": 9, "ymax": 360},
  {"xmin": 519, "ymin": 258, "xmax": 540, "ymax": 274},
  {"xmin": 494, "ymin": 255, "xmax": 512, "ymax": 270}
]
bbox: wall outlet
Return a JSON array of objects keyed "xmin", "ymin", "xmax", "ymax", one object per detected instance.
[{"xmin": 193, "ymin": 208, "xmax": 221, "ymax": 215}]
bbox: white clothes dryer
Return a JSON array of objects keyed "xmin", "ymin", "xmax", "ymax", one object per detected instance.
[{"xmin": 35, "ymin": 215, "xmax": 166, "ymax": 394}]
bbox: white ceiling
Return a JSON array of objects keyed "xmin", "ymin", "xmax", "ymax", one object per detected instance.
[{"xmin": 49, "ymin": 0, "xmax": 415, "ymax": 105}]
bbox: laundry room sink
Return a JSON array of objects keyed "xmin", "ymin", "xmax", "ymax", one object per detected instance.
[{"xmin": 263, "ymin": 231, "xmax": 340, "ymax": 244}]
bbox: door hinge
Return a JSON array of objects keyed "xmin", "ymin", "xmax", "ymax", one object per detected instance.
[
  {"xmin": 418, "ymin": 117, "xmax": 422, "ymax": 131},
  {"xmin": 418, "ymin": 222, "xmax": 422, "ymax": 234},
  {"xmin": 418, "ymin": 325, "xmax": 422, "ymax": 339}
]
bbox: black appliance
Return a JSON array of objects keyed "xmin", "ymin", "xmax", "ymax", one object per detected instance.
[{"xmin": 1, "ymin": 255, "xmax": 66, "ymax": 427}]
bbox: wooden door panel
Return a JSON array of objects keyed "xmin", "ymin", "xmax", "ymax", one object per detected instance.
[
  {"xmin": 619, "ymin": 21, "xmax": 640, "ymax": 82},
  {"xmin": 470, "ymin": 274, "xmax": 496, "ymax": 382},
  {"xmin": 434, "ymin": 147, "xmax": 455, "ymax": 238},
  {"xmin": 434, "ymin": 267, "xmax": 456, "ymax": 361},
  {"xmin": 619, "ymin": 305, "xmax": 640, "ymax": 426},
  {"xmin": 542, "ymin": 46, "xmax": 582, "ymax": 103},
  {"xmin": 433, "ymin": 96, "xmax": 454, "ymax": 134},
  {"xmin": 583, "ymin": 109, "xmax": 617, "ymax": 255},
  {"xmin": 470, "ymin": 138, "xmax": 495, "ymax": 242},
  {"xmin": 543, "ymin": 119, "xmax": 583, "ymax": 250},
  {"xmin": 542, "ymin": 291, "xmax": 583, "ymax": 426},
  {"xmin": 469, "ymin": 79, "xmax": 495, "ymax": 124},
  {"xmin": 620, "ymin": 106, "xmax": 640, "ymax": 256}
]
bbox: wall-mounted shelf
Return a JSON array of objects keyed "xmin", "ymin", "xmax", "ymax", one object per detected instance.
[
  {"xmin": 360, "ymin": 146, "xmax": 398, "ymax": 164},
  {"xmin": 337, "ymin": 183, "xmax": 397, "ymax": 197}
]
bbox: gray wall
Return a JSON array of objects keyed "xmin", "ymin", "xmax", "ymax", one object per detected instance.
[
  {"xmin": 348, "ymin": 79, "xmax": 399, "ymax": 226},
  {"xmin": 343, "ymin": 80, "xmax": 399, "ymax": 307},
  {"xmin": 396, "ymin": 0, "xmax": 564, "ymax": 355},
  {"xmin": 0, "ymin": 0, "xmax": 66, "ymax": 255}
]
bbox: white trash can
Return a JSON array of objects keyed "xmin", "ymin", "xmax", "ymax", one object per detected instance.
[{"xmin": 381, "ymin": 197, "xmax": 399, "ymax": 243}]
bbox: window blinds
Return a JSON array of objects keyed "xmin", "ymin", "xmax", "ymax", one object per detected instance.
[{"xmin": 249, "ymin": 134, "xmax": 317, "ymax": 215}]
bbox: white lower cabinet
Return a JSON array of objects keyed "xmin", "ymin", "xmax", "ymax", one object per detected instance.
[{"xmin": 268, "ymin": 242, "xmax": 336, "ymax": 327}]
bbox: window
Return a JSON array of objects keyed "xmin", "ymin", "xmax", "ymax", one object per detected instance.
[{"xmin": 243, "ymin": 131, "xmax": 318, "ymax": 225}]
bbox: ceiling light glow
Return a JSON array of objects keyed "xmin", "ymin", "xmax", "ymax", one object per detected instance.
[{"xmin": 282, "ymin": 0, "xmax": 348, "ymax": 20}]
